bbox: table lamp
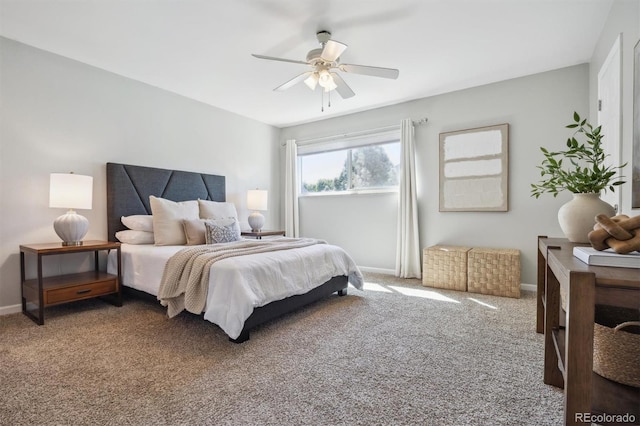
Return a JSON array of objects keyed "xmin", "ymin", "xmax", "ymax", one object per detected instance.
[
  {"xmin": 247, "ymin": 189, "xmax": 268, "ymax": 232},
  {"xmin": 49, "ymin": 172, "xmax": 93, "ymax": 246}
]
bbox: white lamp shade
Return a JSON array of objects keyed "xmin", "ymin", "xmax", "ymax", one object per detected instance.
[
  {"xmin": 247, "ymin": 189, "xmax": 268, "ymax": 211},
  {"xmin": 304, "ymin": 73, "xmax": 319, "ymax": 90},
  {"xmin": 50, "ymin": 173, "xmax": 93, "ymax": 210},
  {"xmin": 318, "ymin": 69, "xmax": 332, "ymax": 86}
]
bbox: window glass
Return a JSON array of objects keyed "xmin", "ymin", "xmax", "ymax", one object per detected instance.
[
  {"xmin": 299, "ymin": 139, "xmax": 400, "ymax": 194},
  {"xmin": 300, "ymin": 150, "xmax": 349, "ymax": 193},
  {"xmin": 351, "ymin": 142, "xmax": 400, "ymax": 189}
]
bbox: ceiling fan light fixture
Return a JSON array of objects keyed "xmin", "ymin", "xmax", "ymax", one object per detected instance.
[
  {"xmin": 317, "ymin": 69, "xmax": 332, "ymax": 86},
  {"xmin": 322, "ymin": 77, "xmax": 337, "ymax": 92},
  {"xmin": 252, "ymin": 30, "xmax": 399, "ymax": 102},
  {"xmin": 317, "ymin": 68, "xmax": 337, "ymax": 91},
  {"xmin": 304, "ymin": 73, "xmax": 319, "ymax": 90}
]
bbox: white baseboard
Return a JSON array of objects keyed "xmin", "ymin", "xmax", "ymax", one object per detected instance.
[
  {"xmin": 521, "ymin": 283, "xmax": 536, "ymax": 292},
  {"xmin": 358, "ymin": 266, "xmax": 396, "ymax": 275},
  {"xmin": 0, "ymin": 304, "xmax": 22, "ymax": 316}
]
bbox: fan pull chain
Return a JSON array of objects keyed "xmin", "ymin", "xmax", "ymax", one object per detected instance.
[{"xmin": 320, "ymin": 89, "xmax": 333, "ymax": 112}]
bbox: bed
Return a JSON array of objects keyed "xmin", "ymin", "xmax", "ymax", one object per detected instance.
[{"xmin": 105, "ymin": 162, "xmax": 363, "ymax": 343}]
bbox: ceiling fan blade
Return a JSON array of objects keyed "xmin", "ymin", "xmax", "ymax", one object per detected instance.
[
  {"xmin": 331, "ymin": 73, "xmax": 355, "ymax": 99},
  {"xmin": 339, "ymin": 63, "xmax": 399, "ymax": 79},
  {"xmin": 321, "ymin": 40, "xmax": 348, "ymax": 62},
  {"xmin": 274, "ymin": 72, "xmax": 313, "ymax": 91},
  {"xmin": 252, "ymin": 54, "xmax": 309, "ymax": 66}
]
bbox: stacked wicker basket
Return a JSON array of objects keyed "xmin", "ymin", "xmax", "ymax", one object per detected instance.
[{"xmin": 422, "ymin": 245, "xmax": 520, "ymax": 298}]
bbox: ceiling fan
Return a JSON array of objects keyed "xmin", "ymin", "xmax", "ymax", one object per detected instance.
[{"xmin": 252, "ymin": 31, "xmax": 399, "ymax": 100}]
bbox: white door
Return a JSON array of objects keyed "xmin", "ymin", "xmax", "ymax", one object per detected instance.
[{"xmin": 597, "ymin": 34, "xmax": 622, "ymax": 212}]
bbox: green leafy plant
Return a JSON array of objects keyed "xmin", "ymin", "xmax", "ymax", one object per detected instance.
[{"xmin": 530, "ymin": 112, "xmax": 626, "ymax": 198}]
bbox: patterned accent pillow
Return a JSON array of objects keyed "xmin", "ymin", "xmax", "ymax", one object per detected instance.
[{"xmin": 204, "ymin": 219, "xmax": 241, "ymax": 244}]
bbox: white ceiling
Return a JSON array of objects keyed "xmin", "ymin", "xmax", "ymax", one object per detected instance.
[{"xmin": 1, "ymin": 0, "xmax": 613, "ymax": 128}]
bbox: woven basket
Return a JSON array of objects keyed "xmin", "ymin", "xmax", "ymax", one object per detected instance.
[
  {"xmin": 467, "ymin": 248, "xmax": 520, "ymax": 298},
  {"xmin": 422, "ymin": 246, "xmax": 471, "ymax": 291},
  {"xmin": 593, "ymin": 318, "xmax": 640, "ymax": 388}
]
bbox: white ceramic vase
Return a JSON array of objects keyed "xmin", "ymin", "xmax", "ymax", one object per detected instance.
[{"xmin": 557, "ymin": 193, "xmax": 615, "ymax": 243}]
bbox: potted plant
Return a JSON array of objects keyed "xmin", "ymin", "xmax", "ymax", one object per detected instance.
[{"xmin": 531, "ymin": 112, "xmax": 626, "ymax": 243}]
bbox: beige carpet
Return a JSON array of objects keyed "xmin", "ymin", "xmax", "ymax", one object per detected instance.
[{"xmin": 0, "ymin": 273, "xmax": 562, "ymax": 425}]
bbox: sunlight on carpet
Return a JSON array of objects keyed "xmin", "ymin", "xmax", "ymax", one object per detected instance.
[
  {"xmin": 467, "ymin": 297, "xmax": 499, "ymax": 310},
  {"xmin": 362, "ymin": 279, "xmax": 460, "ymax": 303}
]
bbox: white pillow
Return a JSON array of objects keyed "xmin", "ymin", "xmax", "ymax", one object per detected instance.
[
  {"xmin": 115, "ymin": 230, "xmax": 154, "ymax": 245},
  {"xmin": 149, "ymin": 196, "xmax": 199, "ymax": 246},
  {"xmin": 121, "ymin": 215, "xmax": 153, "ymax": 232},
  {"xmin": 198, "ymin": 199, "xmax": 238, "ymax": 221}
]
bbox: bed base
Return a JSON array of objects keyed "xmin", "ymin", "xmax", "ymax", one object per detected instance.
[
  {"xmin": 231, "ymin": 275, "xmax": 348, "ymax": 343},
  {"xmin": 122, "ymin": 276, "xmax": 348, "ymax": 343}
]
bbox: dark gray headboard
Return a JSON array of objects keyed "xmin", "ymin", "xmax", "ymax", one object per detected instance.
[{"xmin": 106, "ymin": 162, "xmax": 226, "ymax": 241}]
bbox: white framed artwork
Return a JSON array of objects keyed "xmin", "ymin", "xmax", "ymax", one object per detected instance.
[{"xmin": 439, "ymin": 123, "xmax": 509, "ymax": 212}]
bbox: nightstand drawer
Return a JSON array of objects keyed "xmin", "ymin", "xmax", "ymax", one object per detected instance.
[{"xmin": 45, "ymin": 279, "xmax": 117, "ymax": 305}]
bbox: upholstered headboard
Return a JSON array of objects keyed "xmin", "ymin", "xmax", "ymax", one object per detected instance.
[{"xmin": 106, "ymin": 162, "xmax": 226, "ymax": 241}]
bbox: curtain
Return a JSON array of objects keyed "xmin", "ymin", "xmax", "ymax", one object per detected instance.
[
  {"xmin": 395, "ymin": 119, "xmax": 421, "ymax": 278},
  {"xmin": 284, "ymin": 139, "xmax": 299, "ymax": 237}
]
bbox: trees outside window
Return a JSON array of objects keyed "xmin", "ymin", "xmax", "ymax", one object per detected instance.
[
  {"xmin": 351, "ymin": 145, "xmax": 398, "ymax": 189},
  {"xmin": 300, "ymin": 141, "xmax": 399, "ymax": 193}
]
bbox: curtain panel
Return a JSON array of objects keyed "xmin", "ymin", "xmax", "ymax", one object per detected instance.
[
  {"xmin": 396, "ymin": 119, "xmax": 421, "ymax": 278},
  {"xmin": 284, "ymin": 139, "xmax": 299, "ymax": 237}
]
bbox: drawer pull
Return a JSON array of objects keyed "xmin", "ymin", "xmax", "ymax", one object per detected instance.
[{"xmin": 76, "ymin": 289, "xmax": 92, "ymax": 295}]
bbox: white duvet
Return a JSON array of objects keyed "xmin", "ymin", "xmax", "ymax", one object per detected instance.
[{"xmin": 107, "ymin": 240, "xmax": 363, "ymax": 339}]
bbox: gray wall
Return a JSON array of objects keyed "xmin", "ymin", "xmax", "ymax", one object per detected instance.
[
  {"xmin": 282, "ymin": 64, "xmax": 591, "ymax": 284},
  {"xmin": 0, "ymin": 37, "xmax": 280, "ymax": 311},
  {"xmin": 299, "ymin": 192, "xmax": 399, "ymax": 271}
]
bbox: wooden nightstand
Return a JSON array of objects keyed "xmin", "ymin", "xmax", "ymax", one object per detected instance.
[
  {"xmin": 20, "ymin": 240, "xmax": 122, "ymax": 325},
  {"xmin": 241, "ymin": 230, "xmax": 286, "ymax": 239}
]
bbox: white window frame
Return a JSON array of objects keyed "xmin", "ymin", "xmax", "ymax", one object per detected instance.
[{"xmin": 297, "ymin": 128, "xmax": 401, "ymax": 196}]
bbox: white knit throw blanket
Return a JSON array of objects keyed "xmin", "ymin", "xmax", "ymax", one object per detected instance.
[{"xmin": 157, "ymin": 238, "xmax": 325, "ymax": 318}]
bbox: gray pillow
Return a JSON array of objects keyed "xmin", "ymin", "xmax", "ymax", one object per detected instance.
[{"xmin": 204, "ymin": 219, "xmax": 241, "ymax": 244}]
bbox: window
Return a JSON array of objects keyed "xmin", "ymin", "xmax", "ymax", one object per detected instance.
[{"xmin": 298, "ymin": 130, "xmax": 400, "ymax": 194}]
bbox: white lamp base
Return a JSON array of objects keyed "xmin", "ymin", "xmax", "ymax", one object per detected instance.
[
  {"xmin": 53, "ymin": 210, "xmax": 89, "ymax": 246},
  {"xmin": 248, "ymin": 212, "xmax": 265, "ymax": 232}
]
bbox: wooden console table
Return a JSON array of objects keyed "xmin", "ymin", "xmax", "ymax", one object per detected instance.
[{"xmin": 536, "ymin": 237, "xmax": 639, "ymax": 425}]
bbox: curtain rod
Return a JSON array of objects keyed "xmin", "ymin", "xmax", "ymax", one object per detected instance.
[{"xmin": 283, "ymin": 117, "xmax": 429, "ymax": 146}]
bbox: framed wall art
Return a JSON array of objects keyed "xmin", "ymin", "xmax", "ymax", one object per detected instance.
[{"xmin": 439, "ymin": 123, "xmax": 509, "ymax": 212}]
